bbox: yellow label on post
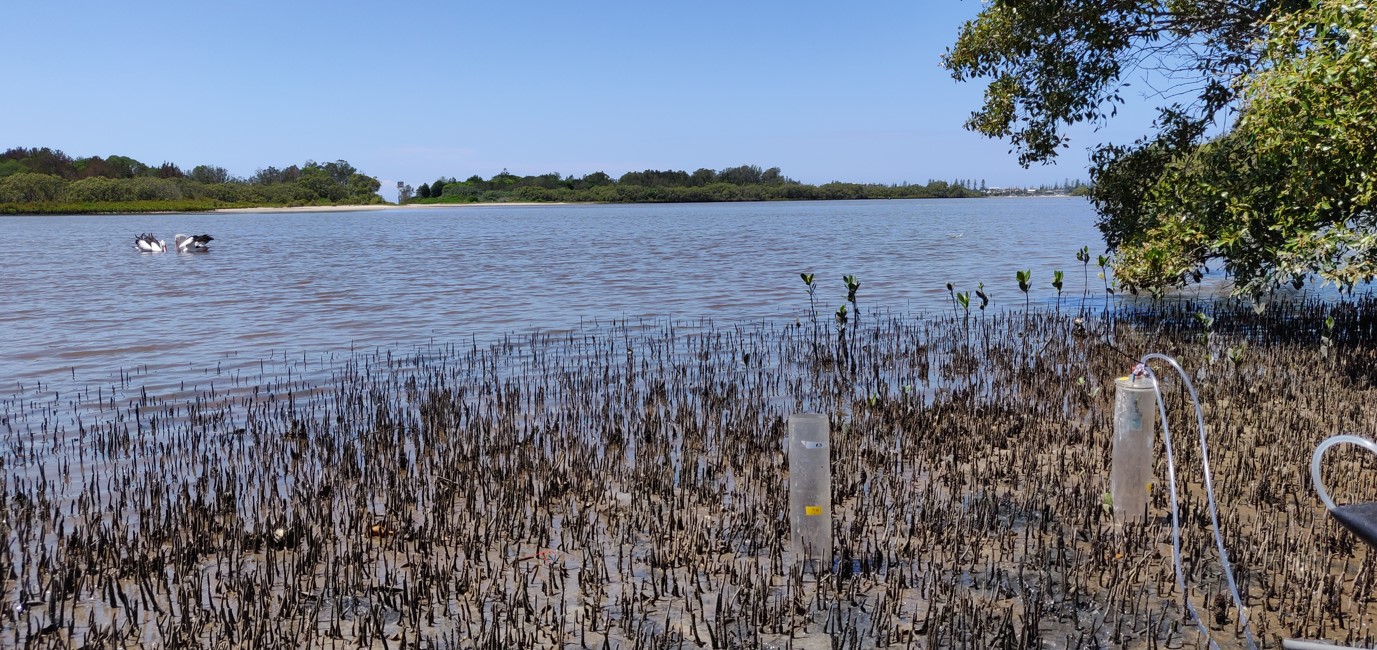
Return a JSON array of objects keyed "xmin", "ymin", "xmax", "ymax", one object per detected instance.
[{"xmin": 804, "ymin": 505, "xmax": 822, "ymax": 516}]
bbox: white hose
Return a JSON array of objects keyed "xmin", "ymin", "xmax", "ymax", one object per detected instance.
[
  {"xmin": 1137, "ymin": 353, "xmax": 1257, "ymax": 650},
  {"xmin": 1310, "ymin": 434, "xmax": 1377, "ymax": 511},
  {"xmin": 1284, "ymin": 435, "xmax": 1377, "ymax": 650}
]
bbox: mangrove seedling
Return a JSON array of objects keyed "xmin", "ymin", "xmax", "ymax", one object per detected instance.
[
  {"xmin": 1227, "ymin": 341, "xmax": 1247, "ymax": 366},
  {"xmin": 835, "ymin": 303, "xmax": 849, "ymax": 353},
  {"xmin": 1196, "ymin": 311, "xmax": 1217, "ymax": 365},
  {"xmin": 801, "ymin": 272, "xmax": 817, "ymax": 324},
  {"xmin": 1076, "ymin": 246, "xmax": 1091, "ymax": 313},
  {"xmin": 843, "ymin": 274, "xmax": 861, "ymax": 324},
  {"xmin": 1076, "ymin": 375, "xmax": 1101, "ymax": 398},
  {"xmin": 946, "ymin": 282, "xmax": 957, "ymax": 318},
  {"xmin": 955, "ymin": 291, "xmax": 970, "ymax": 315},
  {"xmin": 1052, "ymin": 270, "xmax": 1064, "ymax": 311},
  {"xmin": 975, "ymin": 283, "xmax": 990, "ymax": 349},
  {"xmin": 832, "ymin": 303, "xmax": 851, "ymax": 373},
  {"xmin": 1321, "ymin": 315, "xmax": 1336, "ymax": 357},
  {"xmin": 1097, "ymin": 255, "xmax": 1113, "ymax": 296},
  {"xmin": 1016, "ymin": 269, "xmax": 1031, "ymax": 314}
]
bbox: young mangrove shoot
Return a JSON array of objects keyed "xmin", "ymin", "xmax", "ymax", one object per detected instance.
[
  {"xmin": 843, "ymin": 274, "xmax": 861, "ymax": 325},
  {"xmin": 1052, "ymin": 269, "xmax": 1064, "ymax": 312},
  {"xmin": 1016, "ymin": 269, "xmax": 1032, "ymax": 322},
  {"xmin": 1076, "ymin": 246, "xmax": 1091, "ymax": 314}
]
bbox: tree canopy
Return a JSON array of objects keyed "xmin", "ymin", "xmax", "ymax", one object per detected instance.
[
  {"xmin": 945, "ymin": 0, "xmax": 1374, "ymax": 295},
  {"xmin": 0, "ymin": 148, "xmax": 384, "ymax": 212},
  {"xmin": 405, "ymin": 165, "xmax": 987, "ymax": 204}
]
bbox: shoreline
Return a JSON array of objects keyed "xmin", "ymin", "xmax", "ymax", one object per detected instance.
[
  {"xmin": 210, "ymin": 196, "xmax": 1083, "ymax": 214},
  {"xmin": 2, "ymin": 196, "xmax": 1088, "ymax": 217},
  {"xmin": 212, "ymin": 202, "xmax": 566, "ymax": 214},
  {"xmin": 5, "ymin": 195, "xmax": 1090, "ymax": 218}
]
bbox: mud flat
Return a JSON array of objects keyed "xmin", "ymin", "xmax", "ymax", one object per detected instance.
[{"xmin": 5, "ymin": 300, "xmax": 1377, "ymax": 648}]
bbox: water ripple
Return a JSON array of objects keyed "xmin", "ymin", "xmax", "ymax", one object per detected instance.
[{"xmin": 1, "ymin": 198, "xmax": 1115, "ymax": 386}]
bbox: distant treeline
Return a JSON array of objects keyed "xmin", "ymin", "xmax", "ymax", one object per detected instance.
[
  {"xmin": 986, "ymin": 179, "xmax": 1091, "ymax": 197},
  {"xmin": 0, "ymin": 147, "xmax": 383, "ymax": 214},
  {"xmin": 403, "ymin": 165, "xmax": 985, "ymax": 204}
]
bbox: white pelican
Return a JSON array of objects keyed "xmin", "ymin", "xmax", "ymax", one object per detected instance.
[
  {"xmin": 134, "ymin": 233, "xmax": 166, "ymax": 253},
  {"xmin": 174, "ymin": 234, "xmax": 214, "ymax": 252}
]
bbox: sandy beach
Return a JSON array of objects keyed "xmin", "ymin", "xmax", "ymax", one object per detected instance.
[{"xmin": 213, "ymin": 202, "xmax": 564, "ymax": 214}]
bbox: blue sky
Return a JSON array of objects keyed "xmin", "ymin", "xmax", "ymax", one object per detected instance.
[{"xmin": 6, "ymin": 1, "xmax": 1159, "ymax": 200}]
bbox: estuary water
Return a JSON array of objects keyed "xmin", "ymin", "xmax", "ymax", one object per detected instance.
[{"xmin": 3, "ymin": 197, "xmax": 1139, "ymax": 388}]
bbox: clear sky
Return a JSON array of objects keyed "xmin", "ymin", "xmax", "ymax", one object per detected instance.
[{"xmin": 6, "ymin": 1, "xmax": 1159, "ymax": 201}]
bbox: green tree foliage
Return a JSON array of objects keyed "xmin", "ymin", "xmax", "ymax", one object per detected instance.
[
  {"xmin": 68, "ymin": 177, "xmax": 134, "ymax": 202},
  {"xmin": 189, "ymin": 165, "xmax": 231, "ymax": 184},
  {"xmin": 1111, "ymin": 2, "xmax": 1377, "ymax": 294},
  {"xmin": 105, "ymin": 155, "xmax": 150, "ymax": 179},
  {"xmin": 491, "ymin": 169, "xmax": 519, "ymax": 188},
  {"xmin": 404, "ymin": 165, "xmax": 983, "ymax": 205},
  {"xmin": 417, "ymin": 183, "xmax": 431, "ymax": 199},
  {"xmin": 0, "ymin": 173, "xmax": 69, "ymax": 202},
  {"xmin": 690, "ymin": 168, "xmax": 717, "ymax": 186},
  {"xmin": 129, "ymin": 177, "xmax": 183, "ymax": 200},
  {"xmin": 1, "ymin": 148, "xmax": 77, "ymax": 178},
  {"xmin": 718, "ymin": 165, "xmax": 765, "ymax": 185},
  {"xmin": 250, "ymin": 165, "xmax": 302, "ymax": 185},
  {"xmin": 320, "ymin": 160, "xmax": 357, "ymax": 185},
  {"xmin": 582, "ymin": 172, "xmax": 614, "ymax": 188},
  {"xmin": 0, "ymin": 159, "xmax": 26, "ymax": 178},
  {"xmin": 619, "ymin": 169, "xmax": 688, "ymax": 187},
  {"xmin": 297, "ymin": 166, "xmax": 345, "ymax": 201},
  {"xmin": 944, "ymin": 1, "xmax": 1296, "ymax": 166},
  {"xmin": 349, "ymin": 173, "xmax": 382, "ymax": 199},
  {"xmin": 0, "ymin": 147, "xmax": 385, "ymax": 211},
  {"xmin": 945, "ymin": 0, "xmax": 1374, "ymax": 295}
]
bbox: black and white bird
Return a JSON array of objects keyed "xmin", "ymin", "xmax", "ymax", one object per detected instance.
[
  {"xmin": 174, "ymin": 234, "xmax": 214, "ymax": 252},
  {"xmin": 134, "ymin": 233, "xmax": 167, "ymax": 253}
]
